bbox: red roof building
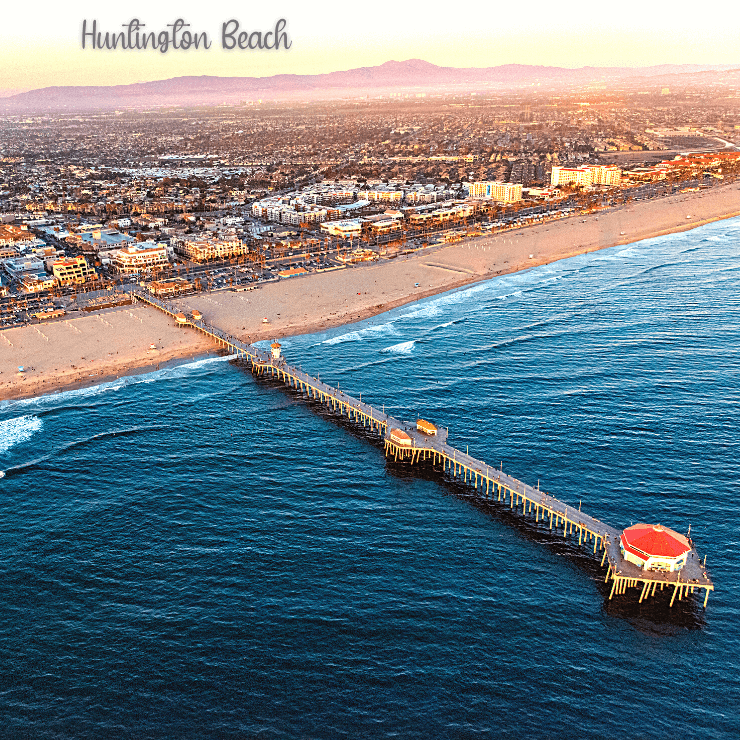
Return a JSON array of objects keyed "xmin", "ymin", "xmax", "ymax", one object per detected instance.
[
  {"xmin": 620, "ymin": 523, "xmax": 691, "ymax": 572},
  {"xmin": 389, "ymin": 429, "xmax": 412, "ymax": 448}
]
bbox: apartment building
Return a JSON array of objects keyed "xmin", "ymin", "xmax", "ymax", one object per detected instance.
[
  {"xmin": 588, "ymin": 165, "xmax": 622, "ymax": 186},
  {"xmin": 111, "ymin": 243, "xmax": 169, "ymax": 273},
  {"xmin": 466, "ymin": 181, "xmax": 523, "ymax": 202},
  {"xmin": 550, "ymin": 166, "xmax": 594, "ymax": 188},
  {"xmin": 358, "ymin": 189, "xmax": 404, "ymax": 203},
  {"xmin": 175, "ymin": 236, "xmax": 248, "ymax": 262},
  {"xmin": 551, "ymin": 165, "xmax": 621, "ymax": 188},
  {"xmin": 51, "ymin": 255, "xmax": 96, "ymax": 286}
]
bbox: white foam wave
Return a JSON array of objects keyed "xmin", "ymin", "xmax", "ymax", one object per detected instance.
[
  {"xmin": 321, "ymin": 321, "xmax": 398, "ymax": 346},
  {"xmin": 322, "ymin": 331, "xmax": 364, "ymax": 346},
  {"xmin": 400, "ymin": 304, "xmax": 442, "ymax": 320},
  {"xmin": 429, "ymin": 319, "xmax": 463, "ymax": 331},
  {"xmin": 381, "ymin": 340, "xmax": 416, "ymax": 355},
  {"xmin": 0, "ymin": 355, "xmax": 236, "ymax": 412},
  {"xmin": 0, "ymin": 415, "xmax": 42, "ymax": 454}
]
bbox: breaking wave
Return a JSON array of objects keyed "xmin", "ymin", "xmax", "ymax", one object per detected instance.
[{"xmin": 0, "ymin": 415, "xmax": 42, "ymax": 455}]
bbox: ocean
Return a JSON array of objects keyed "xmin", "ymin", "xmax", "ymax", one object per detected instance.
[{"xmin": 1, "ymin": 218, "xmax": 739, "ymax": 738}]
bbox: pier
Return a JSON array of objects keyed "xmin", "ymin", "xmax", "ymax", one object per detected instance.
[{"xmin": 132, "ymin": 289, "xmax": 715, "ymax": 609}]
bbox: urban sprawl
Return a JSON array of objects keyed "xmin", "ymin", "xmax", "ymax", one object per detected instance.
[{"xmin": 2, "ymin": 90, "xmax": 740, "ymax": 325}]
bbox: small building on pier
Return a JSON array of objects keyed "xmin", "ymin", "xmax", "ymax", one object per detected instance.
[
  {"xmin": 416, "ymin": 419, "xmax": 438, "ymax": 436},
  {"xmin": 390, "ymin": 429, "xmax": 412, "ymax": 448},
  {"xmin": 620, "ymin": 523, "xmax": 691, "ymax": 572},
  {"xmin": 271, "ymin": 341, "xmax": 282, "ymax": 360}
]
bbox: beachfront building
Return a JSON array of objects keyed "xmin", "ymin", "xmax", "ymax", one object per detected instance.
[
  {"xmin": 175, "ymin": 236, "xmax": 248, "ymax": 262},
  {"xmin": 588, "ymin": 165, "xmax": 622, "ymax": 186},
  {"xmin": 19, "ymin": 273, "xmax": 56, "ymax": 293},
  {"xmin": 551, "ymin": 166, "xmax": 594, "ymax": 188},
  {"xmin": 619, "ymin": 523, "xmax": 692, "ymax": 572},
  {"xmin": 111, "ymin": 243, "xmax": 169, "ymax": 273},
  {"xmin": 51, "ymin": 255, "xmax": 95, "ymax": 286},
  {"xmin": 337, "ymin": 249, "xmax": 377, "ymax": 264},
  {"xmin": 146, "ymin": 277, "xmax": 194, "ymax": 298},
  {"xmin": 551, "ymin": 165, "xmax": 622, "ymax": 189},
  {"xmin": 277, "ymin": 267, "xmax": 308, "ymax": 278},
  {"xmin": 320, "ymin": 219, "xmax": 363, "ymax": 238},
  {"xmin": 466, "ymin": 181, "xmax": 523, "ymax": 203},
  {"xmin": 362, "ymin": 215, "xmax": 403, "ymax": 238}
]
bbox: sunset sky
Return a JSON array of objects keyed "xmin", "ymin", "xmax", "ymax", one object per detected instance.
[{"xmin": 3, "ymin": 0, "xmax": 740, "ymax": 92}]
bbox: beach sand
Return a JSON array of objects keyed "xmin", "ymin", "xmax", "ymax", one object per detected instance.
[
  {"xmin": 0, "ymin": 305, "xmax": 213, "ymax": 401},
  {"xmin": 2, "ymin": 181, "xmax": 739, "ymax": 402}
]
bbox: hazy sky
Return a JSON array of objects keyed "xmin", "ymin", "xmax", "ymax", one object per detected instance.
[{"xmin": 3, "ymin": 0, "xmax": 740, "ymax": 90}]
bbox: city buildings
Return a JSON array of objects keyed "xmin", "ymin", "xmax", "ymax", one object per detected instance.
[
  {"xmin": 111, "ymin": 243, "xmax": 169, "ymax": 273},
  {"xmin": 320, "ymin": 219, "xmax": 363, "ymax": 238},
  {"xmin": 466, "ymin": 181, "xmax": 523, "ymax": 202},
  {"xmin": 174, "ymin": 236, "xmax": 248, "ymax": 262},
  {"xmin": 550, "ymin": 166, "xmax": 594, "ymax": 188},
  {"xmin": 551, "ymin": 165, "xmax": 622, "ymax": 188},
  {"xmin": 51, "ymin": 255, "xmax": 95, "ymax": 286}
]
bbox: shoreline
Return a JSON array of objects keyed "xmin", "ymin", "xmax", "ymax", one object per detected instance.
[
  {"xmin": 1, "ymin": 347, "xmax": 224, "ymax": 405},
  {"xmin": 240, "ymin": 202, "xmax": 740, "ymax": 345},
  {"xmin": 3, "ymin": 182, "xmax": 740, "ymax": 404}
]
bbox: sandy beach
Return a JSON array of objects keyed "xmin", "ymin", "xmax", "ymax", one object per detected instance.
[
  {"xmin": 0, "ymin": 306, "xmax": 214, "ymax": 401},
  {"xmin": 2, "ymin": 181, "xmax": 739, "ymax": 402}
]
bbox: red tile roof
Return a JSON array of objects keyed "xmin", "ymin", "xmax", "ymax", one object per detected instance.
[{"xmin": 621, "ymin": 523, "xmax": 690, "ymax": 559}]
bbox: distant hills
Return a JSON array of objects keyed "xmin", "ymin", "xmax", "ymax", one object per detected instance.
[{"xmin": 3, "ymin": 59, "xmax": 739, "ymax": 114}]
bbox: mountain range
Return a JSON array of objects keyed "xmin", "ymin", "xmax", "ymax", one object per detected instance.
[{"xmin": 3, "ymin": 59, "xmax": 739, "ymax": 113}]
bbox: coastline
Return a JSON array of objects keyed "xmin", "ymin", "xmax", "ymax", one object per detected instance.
[
  {"xmin": 0, "ymin": 349, "xmax": 223, "ymax": 404},
  {"xmin": 3, "ymin": 181, "xmax": 740, "ymax": 404}
]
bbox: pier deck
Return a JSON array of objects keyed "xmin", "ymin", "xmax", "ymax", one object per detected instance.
[{"xmin": 132, "ymin": 290, "xmax": 715, "ymax": 608}]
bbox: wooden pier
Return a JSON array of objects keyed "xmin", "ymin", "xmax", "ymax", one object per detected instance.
[{"xmin": 132, "ymin": 290, "xmax": 715, "ymax": 609}]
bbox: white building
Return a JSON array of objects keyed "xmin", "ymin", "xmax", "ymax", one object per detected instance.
[
  {"xmin": 588, "ymin": 165, "xmax": 622, "ymax": 186},
  {"xmin": 320, "ymin": 219, "xmax": 363, "ymax": 238},
  {"xmin": 111, "ymin": 243, "xmax": 169, "ymax": 273},
  {"xmin": 359, "ymin": 189, "xmax": 403, "ymax": 203},
  {"xmin": 175, "ymin": 237, "xmax": 247, "ymax": 262},
  {"xmin": 550, "ymin": 166, "xmax": 593, "ymax": 188},
  {"xmin": 551, "ymin": 165, "xmax": 622, "ymax": 188},
  {"xmin": 466, "ymin": 181, "xmax": 523, "ymax": 202},
  {"xmin": 619, "ymin": 524, "xmax": 691, "ymax": 572}
]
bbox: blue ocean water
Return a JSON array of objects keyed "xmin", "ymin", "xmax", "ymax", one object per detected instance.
[{"xmin": 1, "ymin": 218, "xmax": 739, "ymax": 738}]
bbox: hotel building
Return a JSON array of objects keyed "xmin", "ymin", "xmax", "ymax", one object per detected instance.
[
  {"xmin": 111, "ymin": 244, "xmax": 169, "ymax": 273},
  {"xmin": 467, "ymin": 181, "xmax": 523, "ymax": 202}
]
